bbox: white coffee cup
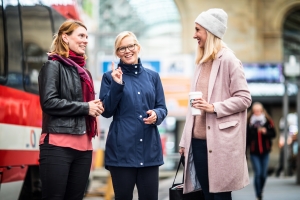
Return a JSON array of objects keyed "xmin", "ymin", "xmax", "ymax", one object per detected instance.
[{"xmin": 189, "ymin": 91, "xmax": 203, "ymax": 115}]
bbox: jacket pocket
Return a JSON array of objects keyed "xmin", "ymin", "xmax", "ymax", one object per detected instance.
[
  {"xmin": 55, "ymin": 117, "xmax": 75, "ymax": 127},
  {"xmin": 218, "ymin": 120, "xmax": 239, "ymax": 129}
]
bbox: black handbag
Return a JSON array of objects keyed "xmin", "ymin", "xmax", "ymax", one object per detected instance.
[{"xmin": 169, "ymin": 155, "xmax": 205, "ymax": 200}]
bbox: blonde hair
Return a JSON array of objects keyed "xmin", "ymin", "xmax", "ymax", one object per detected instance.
[
  {"xmin": 49, "ymin": 20, "xmax": 87, "ymax": 59},
  {"xmin": 247, "ymin": 102, "xmax": 273, "ymax": 123},
  {"xmin": 114, "ymin": 31, "xmax": 141, "ymax": 57},
  {"xmin": 195, "ymin": 30, "xmax": 228, "ymax": 65}
]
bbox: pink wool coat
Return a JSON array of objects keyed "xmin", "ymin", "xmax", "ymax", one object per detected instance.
[{"xmin": 179, "ymin": 48, "xmax": 252, "ymax": 193}]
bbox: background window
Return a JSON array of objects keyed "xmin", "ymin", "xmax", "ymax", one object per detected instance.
[
  {"xmin": 20, "ymin": 4, "xmax": 52, "ymax": 93},
  {"xmin": 0, "ymin": 0, "xmax": 5, "ymax": 78},
  {"xmin": 4, "ymin": 1, "xmax": 23, "ymax": 90}
]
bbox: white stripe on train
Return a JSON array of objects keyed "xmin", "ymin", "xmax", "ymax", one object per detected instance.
[{"xmin": 0, "ymin": 123, "xmax": 41, "ymax": 150}]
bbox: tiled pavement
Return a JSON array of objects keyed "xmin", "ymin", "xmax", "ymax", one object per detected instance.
[{"xmin": 84, "ymin": 169, "xmax": 300, "ymax": 200}]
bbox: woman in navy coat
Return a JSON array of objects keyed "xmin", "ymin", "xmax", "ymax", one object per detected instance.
[{"xmin": 99, "ymin": 31, "xmax": 167, "ymax": 200}]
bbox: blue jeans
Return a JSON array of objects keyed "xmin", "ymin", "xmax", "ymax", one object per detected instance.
[
  {"xmin": 250, "ymin": 153, "xmax": 269, "ymax": 198},
  {"xmin": 192, "ymin": 138, "xmax": 232, "ymax": 200}
]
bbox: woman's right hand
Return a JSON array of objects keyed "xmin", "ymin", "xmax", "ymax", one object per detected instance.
[
  {"xmin": 111, "ymin": 62, "xmax": 123, "ymax": 84},
  {"xmin": 179, "ymin": 147, "xmax": 185, "ymax": 156},
  {"xmin": 88, "ymin": 99, "xmax": 104, "ymax": 117}
]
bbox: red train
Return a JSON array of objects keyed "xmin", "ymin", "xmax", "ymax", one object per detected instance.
[{"xmin": 0, "ymin": 1, "xmax": 81, "ymax": 199}]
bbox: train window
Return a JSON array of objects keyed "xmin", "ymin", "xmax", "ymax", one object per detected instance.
[
  {"xmin": 51, "ymin": 8, "xmax": 66, "ymax": 34},
  {"xmin": 4, "ymin": 1, "xmax": 23, "ymax": 90},
  {"xmin": 0, "ymin": 0, "xmax": 4, "ymax": 78},
  {"xmin": 20, "ymin": 3, "xmax": 52, "ymax": 93}
]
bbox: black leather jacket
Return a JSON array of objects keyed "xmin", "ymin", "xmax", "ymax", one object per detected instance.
[{"xmin": 38, "ymin": 60, "xmax": 89, "ymax": 135}]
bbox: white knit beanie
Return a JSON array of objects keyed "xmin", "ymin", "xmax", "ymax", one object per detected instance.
[{"xmin": 195, "ymin": 8, "xmax": 228, "ymax": 39}]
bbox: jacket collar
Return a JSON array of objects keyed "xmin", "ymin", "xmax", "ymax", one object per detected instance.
[
  {"xmin": 192, "ymin": 48, "xmax": 227, "ymax": 103},
  {"xmin": 49, "ymin": 54, "xmax": 92, "ymax": 84},
  {"xmin": 216, "ymin": 47, "xmax": 226, "ymax": 59},
  {"xmin": 207, "ymin": 48, "xmax": 229, "ymax": 102},
  {"xmin": 118, "ymin": 58, "xmax": 143, "ymax": 75}
]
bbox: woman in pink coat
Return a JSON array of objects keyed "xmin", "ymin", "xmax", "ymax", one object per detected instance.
[{"xmin": 179, "ymin": 8, "xmax": 252, "ymax": 200}]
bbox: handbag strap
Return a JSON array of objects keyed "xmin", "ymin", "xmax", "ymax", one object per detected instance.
[{"xmin": 172, "ymin": 155, "xmax": 185, "ymax": 187}]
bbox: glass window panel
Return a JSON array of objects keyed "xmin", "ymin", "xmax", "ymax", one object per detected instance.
[
  {"xmin": 51, "ymin": 8, "xmax": 67, "ymax": 34},
  {"xmin": 0, "ymin": 0, "xmax": 5, "ymax": 78},
  {"xmin": 97, "ymin": 0, "xmax": 181, "ymax": 55},
  {"xmin": 283, "ymin": 10, "xmax": 300, "ymax": 56},
  {"xmin": 128, "ymin": 0, "xmax": 180, "ymax": 26},
  {"xmin": 5, "ymin": 0, "xmax": 23, "ymax": 90},
  {"xmin": 20, "ymin": 3, "xmax": 52, "ymax": 93}
]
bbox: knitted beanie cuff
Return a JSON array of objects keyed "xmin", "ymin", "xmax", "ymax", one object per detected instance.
[{"xmin": 195, "ymin": 10, "xmax": 227, "ymax": 39}]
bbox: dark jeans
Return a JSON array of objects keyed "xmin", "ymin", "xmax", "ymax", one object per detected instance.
[
  {"xmin": 108, "ymin": 166, "xmax": 159, "ymax": 200},
  {"xmin": 39, "ymin": 137, "xmax": 92, "ymax": 200},
  {"xmin": 275, "ymin": 147, "xmax": 284, "ymax": 177},
  {"xmin": 192, "ymin": 138, "xmax": 232, "ymax": 200},
  {"xmin": 250, "ymin": 153, "xmax": 269, "ymax": 198}
]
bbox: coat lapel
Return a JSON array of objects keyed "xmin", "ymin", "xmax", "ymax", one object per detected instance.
[
  {"xmin": 207, "ymin": 60, "xmax": 220, "ymax": 103},
  {"xmin": 207, "ymin": 48, "xmax": 225, "ymax": 103},
  {"xmin": 192, "ymin": 63, "xmax": 202, "ymax": 91}
]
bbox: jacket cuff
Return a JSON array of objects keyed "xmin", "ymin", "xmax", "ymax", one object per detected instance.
[{"xmin": 81, "ymin": 102, "xmax": 90, "ymax": 115}]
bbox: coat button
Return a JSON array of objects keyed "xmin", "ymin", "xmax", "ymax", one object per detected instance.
[
  {"xmin": 209, "ymin": 150, "xmax": 212, "ymax": 153},
  {"xmin": 208, "ymin": 126, "xmax": 210, "ymax": 129}
]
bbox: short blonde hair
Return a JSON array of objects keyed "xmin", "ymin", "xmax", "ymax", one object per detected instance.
[
  {"xmin": 114, "ymin": 31, "xmax": 141, "ymax": 56},
  {"xmin": 195, "ymin": 30, "xmax": 228, "ymax": 64},
  {"xmin": 49, "ymin": 20, "xmax": 87, "ymax": 59}
]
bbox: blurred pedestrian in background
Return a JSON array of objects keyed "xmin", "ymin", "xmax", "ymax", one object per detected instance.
[
  {"xmin": 276, "ymin": 113, "xmax": 298, "ymax": 177},
  {"xmin": 179, "ymin": 8, "xmax": 252, "ymax": 200},
  {"xmin": 247, "ymin": 102, "xmax": 276, "ymax": 200},
  {"xmin": 38, "ymin": 20, "xmax": 104, "ymax": 200},
  {"xmin": 99, "ymin": 31, "xmax": 168, "ymax": 200},
  {"xmin": 275, "ymin": 133, "xmax": 294, "ymax": 177}
]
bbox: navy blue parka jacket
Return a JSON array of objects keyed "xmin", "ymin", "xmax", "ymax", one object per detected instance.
[{"xmin": 99, "ymin": 59, "xmax": 168, "ymax": 168}]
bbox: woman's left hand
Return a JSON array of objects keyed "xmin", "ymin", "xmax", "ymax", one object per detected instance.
[
  {"xmin": 143, "ymin": 110, "xmax": 157, "ymax": 125},
  {"xmin": 191, "ymin": 98, "xmax": 214, "ymax": 113}
]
